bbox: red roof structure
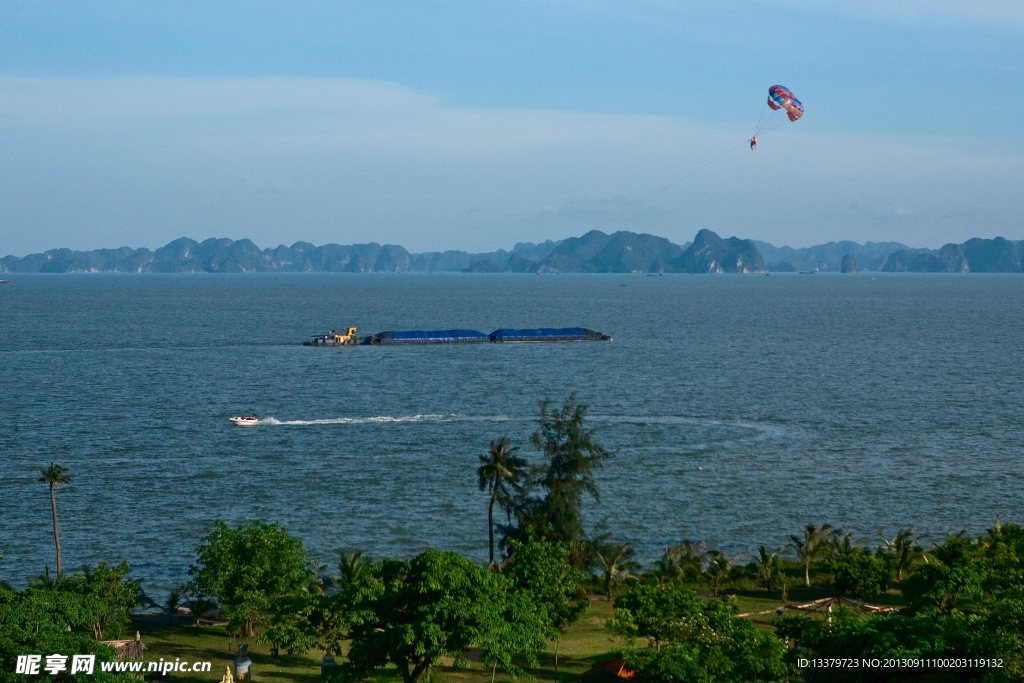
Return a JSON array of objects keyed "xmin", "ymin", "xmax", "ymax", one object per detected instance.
[{"xmin": 586, "ymin": 657, "xmax": 635, "ymax": 679}]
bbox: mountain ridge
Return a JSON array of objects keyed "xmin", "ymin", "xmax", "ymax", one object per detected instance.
[{"xmin": 3, "ymin": 232, "xmax": 1023, "ymax": 274}]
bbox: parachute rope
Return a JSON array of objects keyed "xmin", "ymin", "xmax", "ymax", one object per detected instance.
[
  {"xmin": 752, "ymin": 101, "xmax": 771, "ymax": 139},
  {"xmin": 752, "ymin": 85, "xmax": 803, "ymax": 143}
]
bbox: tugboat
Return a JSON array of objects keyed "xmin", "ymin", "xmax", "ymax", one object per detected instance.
[
  {"xmin": 229, "ymin": 415, "xmax": 260, "ymax": 426},
  {"xmin": 303, "ymin": 327, "xmax": 358, "ymax": 346}
]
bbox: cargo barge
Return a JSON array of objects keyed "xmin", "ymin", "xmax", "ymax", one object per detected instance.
[
  {"xmin": 303, "ymin": 326, "xmax": 611, "ymax": 346},
  {"xmin": 364, "ymin": 327, "xmax": 611, "ymax": 344}
]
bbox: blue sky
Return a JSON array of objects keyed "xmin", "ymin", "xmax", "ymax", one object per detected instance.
[{"xmin": 2, "ymin": 1, "xmax": 1022, "ymax": 256}]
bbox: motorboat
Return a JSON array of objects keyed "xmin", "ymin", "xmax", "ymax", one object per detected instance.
[{"xmin": 229, "ymin": 415, "xmax": 260, "ymax": 425}]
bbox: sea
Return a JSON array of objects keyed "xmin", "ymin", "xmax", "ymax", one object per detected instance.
[{"xmin": 1, "ymin": 273, "xmax": 1022, "ymax": 592}]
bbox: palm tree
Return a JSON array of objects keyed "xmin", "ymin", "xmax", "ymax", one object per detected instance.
[
  {"xmin": 789, "ymin": 523, "xmax": 840, "ymax": 587},
  {"xmin": 653, "ymin": 546, "xmax": 683, "ymax": 582},
  {"xmin": 38, "ymin": 464, "xmax": 71, "ymax": 576},
  {"xmin": 592, "ymin": 538, "xmax": 636, "ymax": 599},
  {"xmin": 674, "ymin": 539, "xmax": 713, "ymax": 582},
  {"xmin": 185, "ymin": 595, "xmax": 218, "ymax": 626},
  {"xmin": 338, "ymin": 550, "xmax": 367, "ymax": 591},
  {"xmin": 28, "ymin": 566, "xmax": 57, "ymax": 589},
  {"xmin": 879, "ymin": 528, "xmax": 922, "ymax": 582},
  {"xmin": 835, "ymin": 532, "xmax": 868, "ymax": 556},
  {"xmin": 704, "ymin": 551, "xmax": 739, "ymax": 596},
  {"xmin": 160, "ymin": 588, "xmax": 183, "ymax": 625},
  {"xmin": 477, "ymin": 437, "xmax": 528, "ymax": 566},
  {"xmin": 754, "ymin": 545, "xmax": 782, "ymax": 592}
]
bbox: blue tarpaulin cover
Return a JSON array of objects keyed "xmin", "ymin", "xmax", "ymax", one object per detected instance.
[
  {"xmin": 373, "ymin": 329, "xmax": 490, "ymax": 342},
  {"xmin": 364, "ymin": 327, "xmax": 608, "ymax": 344},
  {"xmin": 489, "ymin": 327, "xmax": 595, "ymax": 340}
]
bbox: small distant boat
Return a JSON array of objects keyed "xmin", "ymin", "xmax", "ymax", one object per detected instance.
[
  {"xmin": 229, "ymin": 415, "xmax": 260, "ymax": 425},
  {"xmin": 799, "ymin": 271, "xmax": 816, "ymax": 275},
  {"xmin": 0, "ymin": 279, "xmax": 11, "ymax": 285}
]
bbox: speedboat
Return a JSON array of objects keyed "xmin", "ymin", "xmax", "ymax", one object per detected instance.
[{"xmin": 229, "ymin": 415, "xmax": 260, "ymax": 425}]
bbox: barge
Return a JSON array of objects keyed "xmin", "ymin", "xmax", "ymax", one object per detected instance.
[
  {"xmin": 488, "ymin": 328, "xmax": 611, "ymax": 343},
  {"xmin": 364, "ymin": 329, "xmax": 492, "ymax": 345},
  {"xmin": 363, "ymin": 327, "xmax": 611, "ymax": 345},
  {"xmin": 302, "ymin": 326, "xmax": 611, "ymax": 346},
  {"xmin": 364, "ymin": 327, "xmax": 612, "ymax": 345}
]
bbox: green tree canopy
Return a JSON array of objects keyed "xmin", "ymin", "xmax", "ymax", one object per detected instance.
[
  {"xmin": 61, "ymin": 562, "xmax": 144, "ymax": 640},
  {"xmin": 510, "ymin": 395, "xmax": 613, "ymax": 551},
  {"xmin": 341, "ymin": 550, "xmax": 547, "ymax": 683},
  {"xmin": 827, "ymin": 551, "xmax": 889, "ymax": 600},
  {"xmin": 777, "ymin": 605, "xmax": 1024, "ymax": 683},
  {"xmin": 504, "ymin": 537, "xmax": 588, "ymax": 634},
  {"xmin": 611, "ymin": 583, "xmax": 789, "ymax": 682},
  {"xmin": 188, "ymin": 520, "xmax": 317, "ymax": 637},
  {"xmin": 0, "ymin": 586, "xmax": 132, "ymax": 683},
  {"xmin": 503, "ymin": 537, "xmax": 588, "ymax": 669},
  {"xmin": 608, "ymin": 581, "xmax": 706, "ymax": 650}
]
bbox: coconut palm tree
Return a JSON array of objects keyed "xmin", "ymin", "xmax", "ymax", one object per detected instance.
[
  {"xmin": 704, "ymin": 551, "xmax": 739, "ymax": 596},
  {"xmin": 835, "ymin": 532, "xmax": 869, "ymax": 556},
  {"xmin": 477, "ymin": 437, "xmax": 528, "ymax": 566},
  {"xmin": 592, "ymin": 538, "xmax": 637, "ymax": 599},
  {"xmin": 28, "ymin": 566, "xmax": 57, "ymax": 589},
  {"xmin": 38, "ymin": 464, "xmax": 71, "ymax": 576},
  {"xmin": 673, "ymin": 539, "xmax": 714, "ymax": 582},
  {"xmin": 789, "ymin": 523, "xmax": 840, "ymax": 587},
  {"xmin": 879, "ymin": 528, "xmax": 922, "ymax": 582},
  {"xmin": 754, "ymin": 545, "xmax": 782, "ymax": 592},
  {"xmin": 185, "ymin": 595, "xmax": 218, "ymax": 626},
  {"xmin": 160, "ymin": 587, "xmax": 183, "ymax": 625},
  {"xmin": 337, "ymin": 550, "xmax": 367, "ymax": 591},
  {"xmin": 653, "ymin": 546, "xmax": 683, "ymax": 583}
]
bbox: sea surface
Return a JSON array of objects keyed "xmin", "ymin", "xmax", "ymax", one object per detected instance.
[{"xmin": 1, "ymin": 273, "xmax": 1022, "ymax": 591}]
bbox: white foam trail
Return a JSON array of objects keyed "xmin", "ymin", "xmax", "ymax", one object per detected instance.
[
  {"xmin": 588, "ymin": 415, "xmax": 789, "ymax": 437},
  {"xmin": 254, "ymin": 414, "xmax": 516, "ymax": 426},
  {"xmin": 247, "ymin": 413, "xmax": 785, "ymax": 437}
]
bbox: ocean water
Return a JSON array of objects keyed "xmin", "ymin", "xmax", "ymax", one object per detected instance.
[{"xmin": 1, "ymin": 273, "xmax": 1022, "ymax": 591}]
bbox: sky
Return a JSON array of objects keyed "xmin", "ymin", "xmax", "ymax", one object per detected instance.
[{"xmin": 1, "ymin": 1, "xmax": 1023, "ymax": 257}]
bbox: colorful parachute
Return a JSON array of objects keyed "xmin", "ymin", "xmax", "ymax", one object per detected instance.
[{"xmin": 767, "ymin": 85, "xmax": 803, "ymax": 122}]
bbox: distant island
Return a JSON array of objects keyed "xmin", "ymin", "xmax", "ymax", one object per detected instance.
[{"xmin": 2, "ymin": 230, "xmax": 1023, "ymax": 274}]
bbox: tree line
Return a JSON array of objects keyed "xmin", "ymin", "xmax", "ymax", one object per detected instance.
[{"xmin": 5, "ymin": 395, "xmax": 1024, "ymax": 682}]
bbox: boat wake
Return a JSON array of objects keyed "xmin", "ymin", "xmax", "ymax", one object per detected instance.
[
  {"xmin": 245, "ymin": 413, "xmax": 785, "ymax": 438},
  {"xmin": 589, "ymin": 415, "xmax": 789, "ymax": 437},
  {"xmin": 255, "ymin": 414, "xmax": 516, "ymax": 426}
]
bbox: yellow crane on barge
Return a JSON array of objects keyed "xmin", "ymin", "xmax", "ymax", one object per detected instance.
[{"xmin": 303, "ymin": 327, "xmax": 358, "ymax": 346}]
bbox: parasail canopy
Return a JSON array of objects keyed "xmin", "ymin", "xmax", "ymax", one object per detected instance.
[{"xmin": 767, "ymin": 85, "xmax": 804, "ymax": 122}]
